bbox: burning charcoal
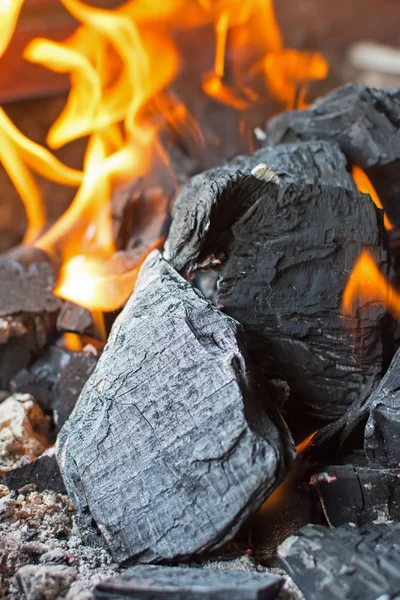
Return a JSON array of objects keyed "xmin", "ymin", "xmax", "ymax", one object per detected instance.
[
  {"xmin": 164, "ymin": 140, "xmax": 355, "ymax": 275},
  {"xmin": 0, "ymin": 246, "xmax": 61, "ymax": 387},
  {"xmin": 0, "ymin": 394, "xmax": 49, "ymax": 471},
  {"xmin": 278, "ymin": 522, "xmax": 400, "ymax": 600},
  {"xmin": 10, "ymin": 346, "xmax": 98, "ymax": 431},
  {"xmin": 2, "ymin": 450, "xmax": 66, "ymax": 494},
  {"xmin": 57, "ymin": 251, "xmax": 295, "ymax": 564},
  {"xmin": 312, "ymin": 346, "xmax": 400, "ymax": 463},
  {"xmin": 215, "ymin": 183, "xmax": 390, "ymax": 422},
  {"xmin": 56, "ymin": 302, "xmax": 93, "ymax": 336},
  {"xmin": 94, "ymin": 565, "xmax": 284, "ymax": 600},
  {"xmin": 310, "ymin": 465, "xmax": 400, "ymax": 528},
  {"xmin": 264, "ymin": 84, "xmax": 400, "ymax": 227}
]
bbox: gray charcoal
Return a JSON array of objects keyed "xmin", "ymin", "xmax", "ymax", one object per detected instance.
[
  {"xmin": 11, "ymin": 346, "xmax": 97, "ymax": 430},
  {"xmin": 2, "ymin": 452, "xmax": 66, "ymax": 494},
  {"xmin": 94, "ymin": 565, "xmax": 284, "ymax": 600},
  {"xmin": 264, "ymin": 83, "xmax": 400, "ymax": 227},
  {"xmin": 215, "ymin": 183, "xmax": 390, "ymax": 422},
  {"xmin": 164, "ymin": 141, "xmax": 355, "ymax": 275},
  {"xmin": 57, "ymin": 250, "xmax": 295, "ymax": 564},
  {"xmin": 56, "ymin": 302, "xmax": 93, "ymax": 336},
  {"xmin": 278, "ymin": 522, "xmax": 400, "ymax": 600},
  {"xmin": 312, "ymin": 346, "xmax": 400, "ymax": 464},
  {"xmin": 310, "ymin": 465, "xmax": 400, "ymax": 528}
]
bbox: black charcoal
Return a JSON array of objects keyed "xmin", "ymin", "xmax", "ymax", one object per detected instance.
[
  {"xmin": 278, "ymin": 522, "xmax": 400, "ymax": 600},
  {"xmin": 265, "ymin": 83, "xmax": 400, "ymax": 227},
  {"xmin": 57, "ymin": 251, "xmax": 295, "ymax": 564},
  {"xmin": 94, "ymin": 565, "xmax": 284, "ymax": 600},
  {"xmin": 164, "ymin": 141, "xmax": 355, "ymax": 275},
  {"xmin": 2, "ymin": 452, "xmax": 66, "ymax": 494},
  {"xmin": 216, "ymin": 183, "xmax": 390, "ymax": 422},
  {"xmin": 11, "ymin": 346, "xmax": 97, "ymax": 430},
  {"xmin": 310, "ymin": 465, "xmax": 400, "ymax": 528}
]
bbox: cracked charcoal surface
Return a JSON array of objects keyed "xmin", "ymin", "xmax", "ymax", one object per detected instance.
[
  {"xmin": 312, "ymin": 345, "xmax": 400, "ymax": 463},
  {"xmin": 278, "ymin": 522, "xmax": 400, "ymax": 600},
  {"xmin": 215, "ymin": 183, "xmax": 391, "ymax": 422},
  {"xmin": 57, "ymin": 250, "xmax": 295, "ymax": 565},
  {"xmin": 264, "ymin": 83, "xmax": 400, "ymax": 227},
  {"xmin": 94, "ymin": 564, "xmax": 284, "ymax": 600},
  {"xmin": 164, "ymin": 141, "xmax": 355, "ymax": 275}
]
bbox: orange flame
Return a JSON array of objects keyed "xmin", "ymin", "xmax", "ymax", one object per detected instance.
[
  {"xmin": 343, "ymin": 250, "xmax": 400, "ymax": 321},
  {"xmin": 352, "ymin": 166, "xmax": 393, "ymax": 231}
]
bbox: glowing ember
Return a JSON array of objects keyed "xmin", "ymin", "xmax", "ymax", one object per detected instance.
[
  {"xmin": 352, "ymin": 166, "xmax": 393, "ymax": 230},
  {"xmin": 0, "ymin": 0, "xmax": 329, "ymax": 313},
  {"xmin": 343, "ymin": 250, "xmax": 400, "ymax": 321}
]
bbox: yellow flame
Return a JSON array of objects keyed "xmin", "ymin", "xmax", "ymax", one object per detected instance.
[
  {"xmin": 352, "ymin": 165, "xmax": 393, "ymax": 231},
  {"xmin": 0, "ymin": 0, "xmax": 24, "ymax": 58}
]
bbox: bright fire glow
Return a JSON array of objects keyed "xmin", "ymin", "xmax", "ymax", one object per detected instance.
[
  {"xmin": 1, "ymin": 0, "xmax": 330, "ymax": 313},
  {"xmin": 343, "ymin": 250, "xmax": 400, "ymax": 321},
  {"xmin": 352, "ymin": 166, "xmax": 393, "ymax": 231}
]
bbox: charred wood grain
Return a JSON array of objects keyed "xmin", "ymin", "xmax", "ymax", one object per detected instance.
[
  {"xmin": 310, "ymin": 465, "xmax": 400, "ymax": 528},
  {"xmin": 278, "ymin": 522, "xmax": 400, "ymax": 600},
  {"xmin": 164, "ymin": 141, "xmax": 355, "ymax": 275},
  {"xmin": 215, "ymin": 183, "xmax": 390, "ymax": 422},
  {"xmin": 264, "ymin": 84, "xmax": 400, "ymax": 228},
  {"xmin": 94, "ymin": 565, "xmax": 284, "ymax": 600},
  {"xmin": 2, "ymin": 452, "xmax": 66, "ymax": 494},
  {"xmin": 57, "ymin": 251, "xmax": 295, "ymax": 565},
  {"xmin": 11, "ymin": 346, "xmax": 97, "ymax": 431}
]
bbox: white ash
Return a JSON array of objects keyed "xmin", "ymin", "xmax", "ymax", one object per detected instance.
[
  {"xmin": 0, "ymin": 394, "xmax": 49, "ymax": 471},
  {"xmin": 0, "ymin": 487, "xmax": 118, "ymax": 599}
]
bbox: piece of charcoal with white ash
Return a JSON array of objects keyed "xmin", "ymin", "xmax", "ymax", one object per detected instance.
[
  {"xmin": 278, "ymin": 521, "xmax": 400, "ymax": 600},
  {"xmin": 94, "ymin": 564, "xmax": 284, "ymax": 600},
  {"xmin": 164, "ymin": 140, "xmax": 355, "ymax": 276},
  {"xmin": 10, "ymin": 345, "xmax": 98, "ymax": 431},
  {"xmin": 57, "ymin": 250, "xmax": 295, "ymax": 565},
  {"xmin": 264, "ymin": 83, "xmax": 400, "ymax": 228},
  {"xmin": 310, "ymin": 465, "xmax": 400, "ymax": 528},
  {"xmin": 214, "ymin": 182, "xmax": 391, "ymax": 422}
]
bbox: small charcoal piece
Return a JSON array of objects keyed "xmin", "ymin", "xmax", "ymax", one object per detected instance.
[
  {"xmin": 264, "ymin": 84, "xmax": 400, "ymax": 227},
  {"xmin": 165, "ymin": 140, "xmax": 355, "ymax": 275},
  {"xmin": 312, "ymin": 346, "xmax": 400, "ymax": 463},
  {"xmin": 310, "ymin": 465, "xmax": 400, "ymax": 528},
  {"xmin": 94, "ymin": 565, "xmax": 284, "ymax": 600},
  {"xmin": 215, "ymin": 183, "xmax": 390, "ymax": 422},
  {"xmin": 57, "ymin": 251, "xmax": 295, "ymax": 564},
  {"xmin": 0, "ymin": 246, "xmax": 61, "ymax": 388},
  {"xmin": 2, "ymin": 452, "xmax": 66, "ymax": 494},
  {"xmin": 11, "ymin": 346, "xmax": 97, "ymax": 430},
  {"xmin": 278, "ymin": 522, "xmax": 400, "ymax": 600},
  {"xmin": 56, "ymin": 302, "xmax": 93, "ymax": 336}
]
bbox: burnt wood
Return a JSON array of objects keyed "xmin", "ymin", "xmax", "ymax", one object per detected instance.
[
  {"xmin": 278, "ymin": 522, "xmax": 400, "ymax": 600},
  {"xmin": 94, "ymin": 565, "xmax": 284, "ymax": 600},
  {"xmin": 11, "ymin": 346, "xmax": 97, "ymax": 430},
  {"xmin": 57, "ymin": 251, "xmax": 295, "ymax": 565},
  {"xmin": 56, "ymin": 302, "xmax": 93, "ymax": 336},
  {"xmin": 164, "ymin": 140, "xmax": 355, "ymax": 275},
  {"xmin": 2, "ymin": 453, "xmax": 66, "ymax": 494},
  {"xmin": 312, "ymin": 346, "xmax": 400, "ymax": 463},
  {"xmin": 264, "ymin": 84, "xmax": 400, "ymax": 228},
  {"xmin": 310, "ymin": 465, "xmax": 400, "ymax": 528},
  {"xmin": 215, "ymin": 183, "xmax": 390, "ymax": 422}
]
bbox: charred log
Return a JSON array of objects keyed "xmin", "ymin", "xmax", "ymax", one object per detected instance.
[
  {"xmin": 165, "ymin": 141, "xmax": 355, "ymax": 275},
  {"xmin": 94, "ymin": 565, "xmax": 284, "ymax": 600},
  {"xmin": 215, "ymin": 183, "xmax": 390, "ymax": 422},
  {"xmin": 264, "ymin": 84, "xmax": 400, "ymax": 228},
  {"xmin": 278, "ymin": 522, "xmax": 400, "ymax": 600},
  {"xmin": 310, "ymin": 465, "xmax": 400, "ymax": 528},
  {"xmin": 10, "ymin": 346, "xmax": 97, "ymax": 431},
  {"xmin": 57, "ymin": 251, "xmax": 295, "ymax": 565}
]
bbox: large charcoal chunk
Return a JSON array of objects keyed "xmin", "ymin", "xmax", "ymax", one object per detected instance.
[
  {"xmin": 57, "ymin": 251, "xmax": 294, "ymax": 565},
  {"xmin": 312, "ymin": 346, "xmax": 400, "ymax": 463},
  {"xmin": 94, "ymin": 565, "xmax": 284, "ymax": 600},
  {"xmin": 265, "ymin": 84, "xmax": 400, "ymax": 227},
  {"xmin": 164, "ymin": 141, "xmax": 354, "ymax": 275},
  {"xmin": 216, "ymin": 183, "xmax": 390, "ymax": 421},
  {"xmin": 278, "ymin": 522, "xmax": 400, "ymax": 600}
]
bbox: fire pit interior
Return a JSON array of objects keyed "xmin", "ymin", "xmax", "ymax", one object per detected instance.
[{"xmin": 1, "ymin": 1, "xmax": 400, "ymax": 599}]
